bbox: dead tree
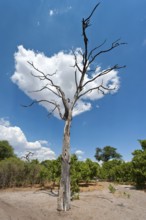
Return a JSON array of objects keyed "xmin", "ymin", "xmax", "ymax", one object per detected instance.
[
  {"xmin": 26, "ymin": 3, "xmax": 126, "ymax": 211},
  {"xmin": 21, "ymin": 151, "xmax": 34, "ymax": 162}
]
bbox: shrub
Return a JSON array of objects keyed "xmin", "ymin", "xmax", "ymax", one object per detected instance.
[
  {"xmin": 108, "ymin": 184, "xmax": 116, "ymax": 194},
  {"xmin": 0, "ymin": 157, "xmax": 25, "ymax": 188}
]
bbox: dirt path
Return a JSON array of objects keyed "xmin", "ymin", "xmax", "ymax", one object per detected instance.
[{"xmin": 0, "ymin": 183, "xmax": 146, "ymax": 220}]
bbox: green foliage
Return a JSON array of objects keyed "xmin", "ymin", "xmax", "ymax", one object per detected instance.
[
  {"xmin": 85, "ymin": 158, "xmax": 100, "ymax": 180},
  {"xmin": 99, "ymin": 159, "xmax": 122, "ymax": 180},
  {"xmin": 41, "ymin": 156, "xmax": 61, "ymax": 185},
  {"xmin": 98, "ymin": 139, "xmax": 146, "ymax": 187},
  {"xmin": 71, "ymin": 192, "xmax": 79, "ymax": 200},
  {"xmin": 108, "ymin": 184, "xmax": 116, "ymax": 193},
  {"xmin": 0, "ymin": 157, "xmax": 25, "ymax": 188},
  {"xmin": 70, "ymin": 155, "xmax": 100, "ymax": 199},
  {"xmin": 38, "ymin": 165, "xmax": 49, "ymax": 186},
  {"xmin": 131, "ymin": 140, "xmax": 146, "ymax": 188},
  {"xmin": 2, "ymin": 138, "xmax": 146, "ymax": 191},
  {"xmin": 99, "ymin": 159, "xmax": 133, "ymax": 183},
  {"xmin": 109, "ymin": 162, "xmax": 133, "ymax": 183},
  {"xmin": 95, "ymin": 146, "xmax": 122, "ymax": 162},
  {"xmin": 79, "ymin": 161, "xmax": 91, "ymax": 183},
  {"xmin": 23, "ymin": 159, "xmax": 42, "ymax": 186},
  {"xmin": 77, "ymin": 159, "xmax": 100, "ymax": 183},
  {"xmin": 0, "ymin": 140, "xmax": 15, "ymax": 160},
  {"xmin": 138, "ymin": 139, "xmax": 146, "ymax": 151},
  {"xmin": 70, "ymin": 154, "xmax": 81, "ymax": 198},
  {"xmin": 0, "ymin": 158, "xmax": 43, "ymax": 188}
]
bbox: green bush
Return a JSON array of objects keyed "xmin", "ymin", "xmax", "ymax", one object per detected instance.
[
  {"xmin": 23, "ymin": 160, "xmax": 42, "ymax": 186},
  {"xmin": 132, "ymin": 149, "xmax": 146, "ymax": 188},
  {"xmin": 0, "ymin": 157, "xmax": 25, "ymax": 188},
  {"xmin": 110, "ymin": 162, "xmax": 133, "ymax": 183},
  {"xmin": 99, "ymin": 160, "xmax": 122, "ymax": 180},
  {"xmin": 70, "ymin": 155, "xmax": 81, "ymax": 198},
  {"xmin": 108, "ymin": 184, "xmax": 116, "ymax": 193},
  {"xmin": 0, "ymin": 140, "xmax": 16, "ymax": 160}
]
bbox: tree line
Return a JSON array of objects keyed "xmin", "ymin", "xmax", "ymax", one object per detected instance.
[{"xmin": 0, "ymin": 140, "xmax": 146, "ymax": 197}]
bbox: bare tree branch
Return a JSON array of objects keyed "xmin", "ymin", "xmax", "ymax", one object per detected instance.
[
  {"xmin": 88, "ymin": 39, "xmax": 127, "ymax": 65},
  {"xmin": 71, "ymin": 50, "xmax": 83, "ymax": 74},
  {"xmin": 28, "ymin": 61, "xmax": 56, "ymax": 77},
  {"xmin": 28, "ymin": 62, "xmax": 62, "ymax": 95},
  {"xmin": 22, "ymin": 99, "xmax": 64, "ymax": 119},
  {"xmin": 84, "ymin": 3, "xmax": 101, "ymax": 24},
  {"xmin": 47, "ymin": 105, "xmax": 58, "ymax": 118},
  {"xmin": 82, "ymin": 64, "xmax": 126, "ymax": 88},
  {"xmin": 22, "ymin": 3, "xmax": 126, "ymax": 211},
  {"xmin": 88, "ymin": 39, "xmax": 106, "ymax": 60},
  {"xmin": 28, "ymin": 84, "xmax": 62, "ymax": 99},
  {"xmin": 21, "ymin": 151, "xmax": 34, "ymax": 162},
  {"xmin": 77, "ymin": 3, "xmax": 101, "ymax": 94},
  {"xmin": 74, "ymin": 2, "xmax": 126, "ymax": 106},
  {"xmin": 25, "ymin": 2, "xmax": 126, "ymax": 122},
  {"xmin": 74, "ymin": 70, "xmax": 78, "ymax": 91},
  {"xmin": 28, "ymin": 61, "xmax": 71, "ymax": 119},
  {"xmin": 78, "ymin": 83, "xmax": 115, "ymax": 99}
]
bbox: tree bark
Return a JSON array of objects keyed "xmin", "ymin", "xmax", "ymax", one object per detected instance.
[{"xmin": 57, "ymin": 110, "xmax": 72, "ymax": 211}]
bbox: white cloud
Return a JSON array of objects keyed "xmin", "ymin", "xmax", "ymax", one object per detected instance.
[
  {"xmin": 11, "ymin": 45, "xmax": 120, "ymax": 119},
  {"xmin": 0, "ymin": 118, "xmax": 56, "ymax": 161},
  {"xmin": 75, "ymin": 150, "xmax": 84, "ymax": 155},
  {"xmin": 75, "ymin": 150, "xmax": 84, "ymax": 159},
  {"xmin": 49, "ymin": 9, "xmax": 56, "ymax": 16},
  {"xmin": 0, "ymin": 118, "xmax": 10, "ymax": 127},
  {"xmin": 49, "ymin": 6, "xmax": 72, "ymax": 17}
]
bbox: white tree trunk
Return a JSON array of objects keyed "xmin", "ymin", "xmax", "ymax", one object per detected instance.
[{"xmin": 57, "ymin": 111, "xmax": 72, "ymax": 211}]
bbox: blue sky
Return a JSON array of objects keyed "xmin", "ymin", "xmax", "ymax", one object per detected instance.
[{"xmin": 0, "ymin": 0, "xmax": 146, "ymax": 161}]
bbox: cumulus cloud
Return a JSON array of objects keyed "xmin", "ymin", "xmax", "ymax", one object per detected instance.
[
  {"xmin": 11, "ymin": 45, "xmax": 119, "ymax": 118},
  {"xmin": 0, "ymin": 118, "xmax": 56, "ymax": 161},
  {"xmin": 75, "ymin": 150, "xmax": 84, "ymax": 160}
]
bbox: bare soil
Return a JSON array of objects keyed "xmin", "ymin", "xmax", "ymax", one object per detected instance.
[{"xmin": 0, "ymin": 182, "xmax": 146, "ymax": 220}]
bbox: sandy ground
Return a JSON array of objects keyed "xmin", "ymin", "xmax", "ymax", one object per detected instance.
[{"xmin": 0, "ymin": 182, "xmax": 146, "ymax": 220}]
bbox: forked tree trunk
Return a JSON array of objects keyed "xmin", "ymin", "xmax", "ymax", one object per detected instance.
[{"xmin": 57, "ymin": 110, "xmax": 72, "ymax": 211}]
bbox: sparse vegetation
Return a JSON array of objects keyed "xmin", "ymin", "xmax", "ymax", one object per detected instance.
[
  {"xmin": 108, "ymin": 184, "xmax": 116, "ymax": 194},
  {"xmin": 0, "ymin": 139, "xmax": 146, "ymax": 193},
  {"xmin": 123, "ymin": 191, "xmax": 130, "ymax": 198}
]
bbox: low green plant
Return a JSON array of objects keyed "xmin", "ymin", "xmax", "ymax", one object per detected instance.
[
  {"xmin": 71, "ymin": 193, "xmax": 80, "ymax": 200},
  {"xmin": 108, "ymin": 184, "xmax": 116, "ymax": 194},
  {"xmin": 123, "ymin": 191, "xmax": 130, "ymax": 198}
]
